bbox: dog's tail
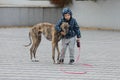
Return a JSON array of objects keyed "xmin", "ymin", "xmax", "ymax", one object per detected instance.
[{"xmin": 24, "ymin": 32, "xmax": 32, "ymax": 47}]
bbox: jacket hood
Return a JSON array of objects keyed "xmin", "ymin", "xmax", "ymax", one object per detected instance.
[{"xmin": 62, "ymin": 8, "xmax": 72, "ymax": 17}]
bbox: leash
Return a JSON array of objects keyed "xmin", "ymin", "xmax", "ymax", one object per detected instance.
[
  {"xmin": 59, "ymin": 41, "xmax": 93, "ymax": 74},
  {"xmin": 60, "ymin": 67, "xmax": 87, "ymax": 74},
  {"xmin": 75, "ymin": 47, "xmax": 80, "ymax": 63},
  {"xmin": 76, "ymin": 47, "xmax": 93, "ymax": 67}
]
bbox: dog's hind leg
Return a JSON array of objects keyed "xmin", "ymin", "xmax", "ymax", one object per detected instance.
[
  {"xmin": 30, "ymin": 43, "xmax": 38, "ymax": 62},
  {"xmin": 29, "ymin": 34, "xmax": 38, "ymax": 62},
  {"xmin": 33, "ymin": 38, "xmax": 41, "ymax": 62},
  {"xmin": 30, "ymin": 45, "xmax": 34, "ymax": 60}
]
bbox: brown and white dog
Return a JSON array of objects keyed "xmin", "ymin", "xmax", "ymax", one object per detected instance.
[{"xmin": 25, "ymin": 22, "xmax": 69, "ymax": 63}]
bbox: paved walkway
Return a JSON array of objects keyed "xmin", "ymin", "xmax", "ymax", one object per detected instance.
[{"xmin": 0, "ymin": 28, "xmax": 120, "ymax": 80}]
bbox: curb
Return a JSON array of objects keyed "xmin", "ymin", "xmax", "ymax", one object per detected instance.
[{"xmin": 0, "ymin": 26, "xmax": 120, "ymax": 32}]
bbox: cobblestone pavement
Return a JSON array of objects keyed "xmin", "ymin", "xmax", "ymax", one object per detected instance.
[{"xmin": 0, "ymin": 28, "xmax": 120, "ymax": 80}]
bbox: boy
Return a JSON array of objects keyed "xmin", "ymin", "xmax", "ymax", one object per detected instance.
[{"xmin": 55, "ymin": 8, "xmax": 81, "ymax": 64}]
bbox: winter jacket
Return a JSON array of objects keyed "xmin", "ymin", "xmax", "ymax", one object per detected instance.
[{"xmin": 55, "ymin": 8, "xmax": 81, "ymax": 39}]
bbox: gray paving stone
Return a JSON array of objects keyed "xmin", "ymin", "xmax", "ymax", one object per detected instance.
[{"xmin": 0, "ymin": 28, "xmax": 120, "ymax": 80}]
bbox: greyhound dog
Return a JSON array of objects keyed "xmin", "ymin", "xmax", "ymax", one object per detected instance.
[{"xmin": 25, "ymin": 22, "xmax": 69, "ymax": 63}]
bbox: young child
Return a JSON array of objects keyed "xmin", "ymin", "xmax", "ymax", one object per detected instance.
[{"xmin": 55, "ymin": 8, "xmax": 81, "ymax": 64}]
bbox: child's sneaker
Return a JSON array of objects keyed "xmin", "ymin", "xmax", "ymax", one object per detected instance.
[{"xmin": 69, "ymin": 59, "xmax": 74, "ymax": 65}]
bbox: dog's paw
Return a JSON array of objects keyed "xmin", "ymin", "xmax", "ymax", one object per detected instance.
[
  {"xmin": 35, "ymin": 60, "xmax": 39, "ymax": 62},
  {"xmin": 31, "ymin": 59, "xmax": 39, "ymax": 62}
]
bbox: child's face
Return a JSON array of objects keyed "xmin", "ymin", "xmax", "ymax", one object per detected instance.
[{"xmin": 64, "ymin": 13, "xmax": 71, "ymax": 21}]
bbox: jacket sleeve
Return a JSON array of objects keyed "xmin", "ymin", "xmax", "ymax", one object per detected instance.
[
  {"xmin": 55, "ymin": 19, "xmax": 63, "ymax": 32},
  {"xmin": 73, "ymin": 19, "xmax": 81, "ymax": 38}
]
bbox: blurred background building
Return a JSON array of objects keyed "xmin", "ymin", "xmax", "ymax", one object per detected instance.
[{"xmin": 0, "ymin": 0, "xmax": 120, "ymax": 30}]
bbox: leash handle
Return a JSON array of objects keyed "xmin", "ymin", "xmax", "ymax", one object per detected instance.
[{"xmin": 76, "ymin": 40, "xmax": 80, "ymax": 48}]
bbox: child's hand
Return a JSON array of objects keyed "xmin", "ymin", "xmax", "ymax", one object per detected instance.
[
  {"xmin": 76, "ymin": 38, "xmax": 80, "ymax": 42},
  {"xmin": 60, "ymin": 31, "xmax": 66, "ymax": 36},
  {"xmin": 76, "ymin": 38, "xmax": 80, "ymax": 47}
]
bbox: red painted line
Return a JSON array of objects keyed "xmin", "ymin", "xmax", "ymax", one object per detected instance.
[{"xmin": 75, "ymin": 47, "xmax": 93, "ymax": 68}]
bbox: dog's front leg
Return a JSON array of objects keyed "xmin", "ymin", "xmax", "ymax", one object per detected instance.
[
  {"xmin": 56, "ymin": 43, "xmax": 60, "ymax": 63},
  {"xmin": 52, "ymin": 42, "xmax": 56, "ymax": 64}
]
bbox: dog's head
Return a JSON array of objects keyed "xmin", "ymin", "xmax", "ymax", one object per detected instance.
[{"xmin": 60, "ymin": 22, "xmax": 69, "ymax": 35}]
